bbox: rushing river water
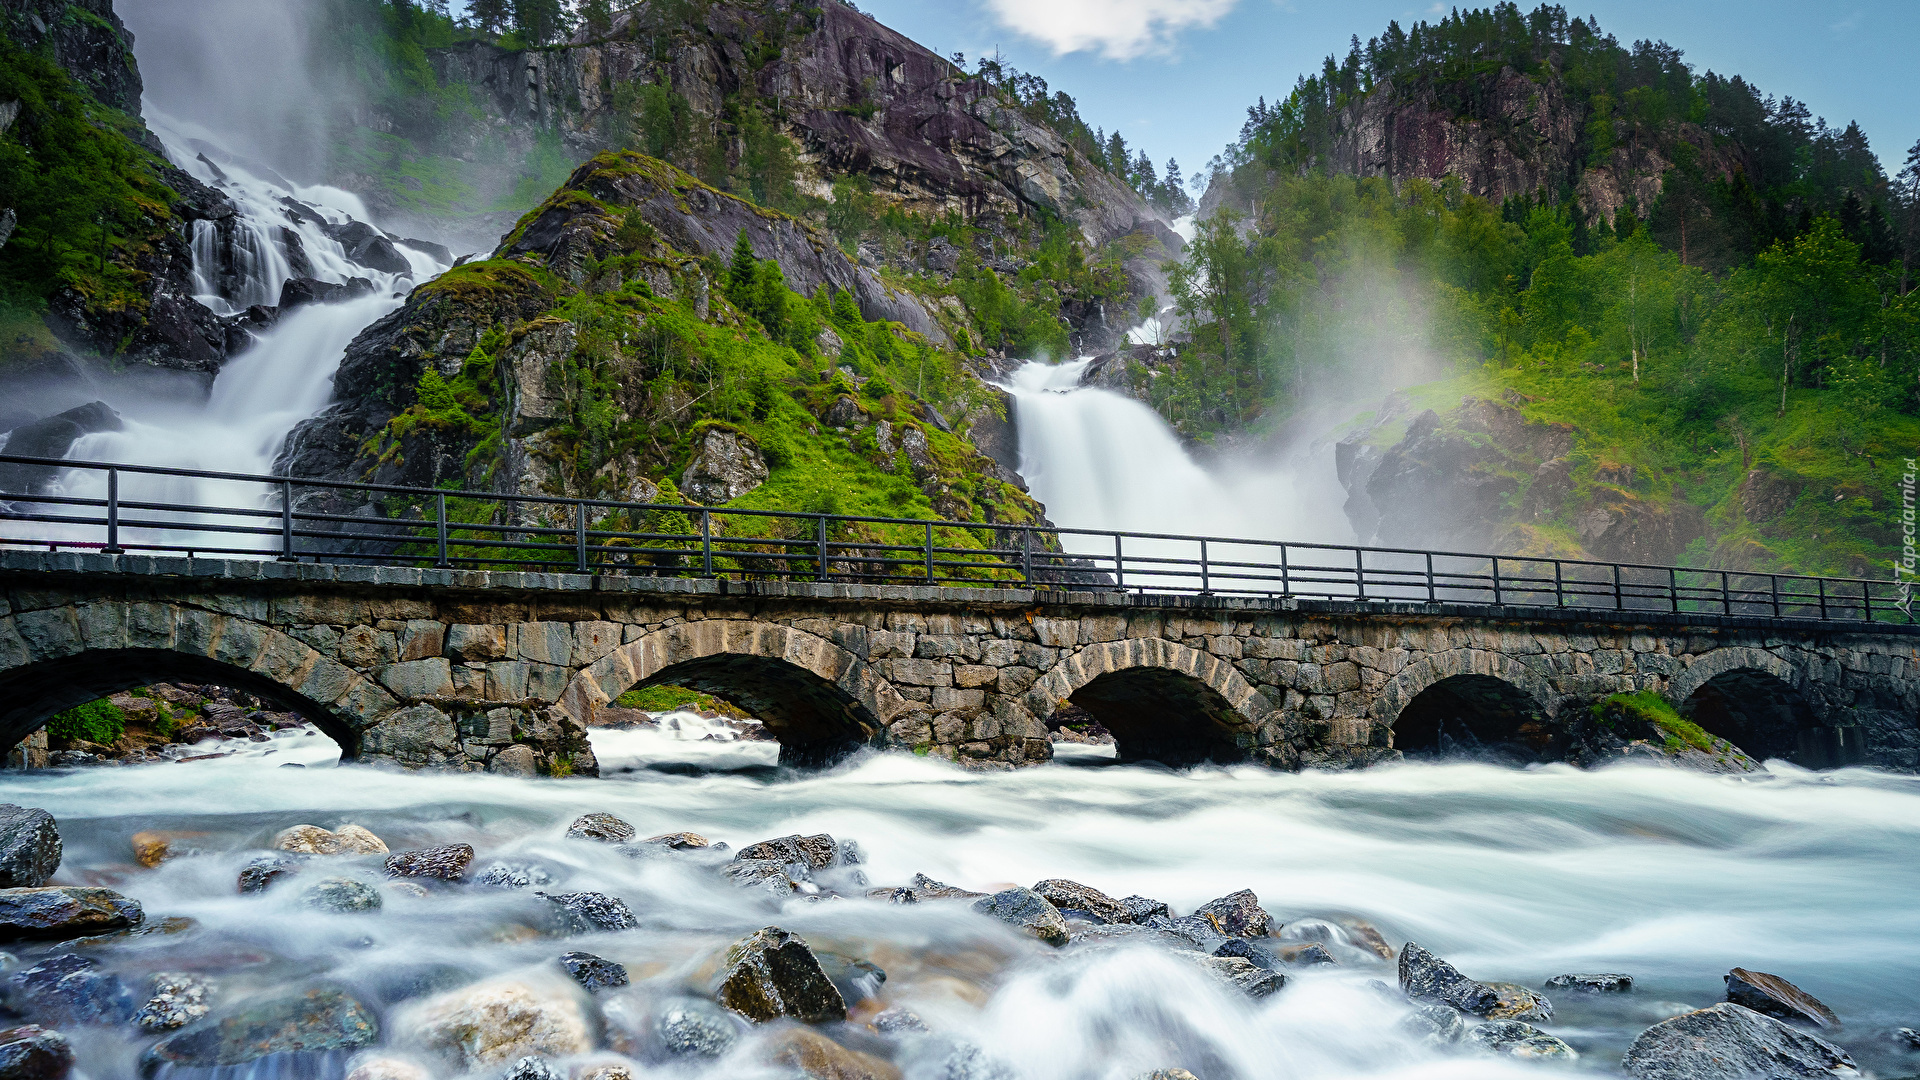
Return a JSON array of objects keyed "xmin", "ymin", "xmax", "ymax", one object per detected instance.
[{"xmin": 6, "ymin": 737, "xmax": 1918, "ymax": 1079}]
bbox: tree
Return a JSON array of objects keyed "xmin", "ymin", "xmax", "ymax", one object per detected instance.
[
  {"xmin": 467, "ymin": 0, "xmax": 510, "ymax": 34},
  {"xmin": 510, "ymin": 0, "xmax": 569, "ymax": 45},
  {"xmin": 580, "ymin": 0, "xmax": 613, "ymax": 37},
  {"xmin": 1898, "ymin": 137, "xmax": 1920, "ymax": 294}
]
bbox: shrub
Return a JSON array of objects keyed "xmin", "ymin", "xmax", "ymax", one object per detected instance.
[{"xmin": 47, "ymin": 699, "xmax": 126, "ymax": 744}]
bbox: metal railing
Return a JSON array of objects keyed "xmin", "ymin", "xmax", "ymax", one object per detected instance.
[{"xmin": 0, "ymin": 454, "xmax": 1910, "ymax": 625}]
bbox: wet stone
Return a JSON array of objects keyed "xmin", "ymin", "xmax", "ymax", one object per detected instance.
[
  {"xmin": 1191, "ymin": 953, "xmax": 1284, "ymax": 998},
  {"xmin": 1213, "ymin": 938, "xmax": 1280, "ymax": 970},
  {"xmin": 559, "ymin": 951, "xmax": 629, "ymax": 993},
  {"xmin": 715, "ymin": 926, "xmax": 847, "ymax": 1024},
  {"xmin": 1725, "ymin": 968, "xmax": 1839, "ymax": 1028},
  {"xmin": 1401, "ymin": 1004, "xmax": 1468, "ymax": 1046},
  {"xmin": 1485, "ymin": 981, "xmax": 1554, "ymax": 1022},
  {"xmin": 737, "ymin": 833, "xmax": 848, "ymax": 869},
  {"xmin": 344, "ymin": 1059, "xmax": 430, "ymax": 1080},
  {"xmin": 143, "ymin": 986, "xmax": 379, "ymax": 1073},
  {"xmin": 0, "ymin": 887, "xmax": 143, "ymax": 942},
  {"xmin": 764, "ymin": 1027, "xmax": 900, "ymax": 1080},
  {"xmin": 1548, "ymin": 972, "xmax": 1634, "ymax": 994},
  {"xmin": 1468, "ymin": 1020, "xmax": 1578, "ymax": 1060},
  {"xmin": 5, "ymin": 955, "xmax": 135, "ymax": 1026},
  {"xmin": 872, "ymin": 1008, "xmax": 927, "ymax": 1034},
  {"xmin": 0, "ymin": 1025, "xmax": 73, "ymax": 1080},
  {"xmin": 1193, "ymin": 889, "xmax": 1270, "ymax": 938},
  {"xmin": 474, "ymin": 862, "xmax": 552, "ymax": 890},
  {"xmin": 1032, "ymin": 879, "xmax": 1131, "ymax": 924},
  {"xmin": 1623, "ymin": 1002, "xmax": 1857, "ymax": 1080},
  {"xmin": 383, "ymin": 844, "xmax": 474, "ymax": 882},
  {"xmin": 909, "ymin": 873, "xmax": 983, "ymax": 900},
  {"xmin": 273, "ymin": 824, "xmax": 388, "ymax": 856},
  {"xmin": 1276, "ymin": 942, "xmax": 1339, "ymax": 966},
  {"xmin": 656, "ymin": 998, "xmax": 740, "ymax": 1057},
  {"xmin": 301, "ymin": 877, "xmax": 383, "ymax": 913},
  {"xmin": 239, "ymin": 853, "xmax": 304, "ymax": 894},
  {"xmin": 541, "ymin": 891, "xmax": 638, "ymax": 933},
  {"xmin": 407, "ymin": 978, "xmax": 590, "ymax": 1071},
  {"xmin": 1898, "ymin": 1027, "xmax": 1920, "ymax": 1049},
  {"xmin": 646, "ymin": 832, "xmax": 711, "ymax": 849},
  {"xmin": 1398, "ymin": 942, "xmax": 1501, "ymax": 1015},
  {"xmin": 973, "ymin": 887, "xmax": 1069, "ymax": 947},
  {"xmin": 722, "ymin": 859, "xmax": 800, "ymax": 894},
  {"xmin": 0, "ymin": 806, "xmax": 61, "ymax": 888},
  {"xmin": 136, "ymin": 972, "xmax": 212, "ymax": 1032},
  {"xmin": 1119, "ymin": 895, "xmax": 1170, "ymax": 923},
  {"xmin": 502, "ymin": 1057, "xmax": 564, "ymax": 1080},
  {"xmin": 566, "ymin": 813, "xmax": 635, "ymax": 843},
  {"xmin": 816, "ymin": 952, "xmax": 887, "ymax": 1005}
]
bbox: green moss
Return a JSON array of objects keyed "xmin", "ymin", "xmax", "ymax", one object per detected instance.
[
  {"xmin": 612, "ymin": 684, "xmax": 749, "ymax": 718},
  {"xmin": 47, "ymin": 699, "xmax": 126, "ymax": 744},
  {"xmin": 1593, "ymin": 690, "xmax": 1719, "ymax": 754}
]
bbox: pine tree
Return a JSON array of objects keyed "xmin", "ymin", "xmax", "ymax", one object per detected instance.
[
  {"xmin": 727, "ymin": 228, "xmax": 758, "ymax": 295},
  {"xmin": 510, "ymin": 0, "xmax": 569, "ymax": 44},
  {"xmin": 581, "ymin": 0, "xmax": 613, "ymax": 37},
  {"xmin": 467, "ymin": 0, "xmax": 510, "ymax": 34}
]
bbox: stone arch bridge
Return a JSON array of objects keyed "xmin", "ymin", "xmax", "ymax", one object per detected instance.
[{"xmin": 2, "ymin": 551, "xmax": 1916, "ymax": 773}]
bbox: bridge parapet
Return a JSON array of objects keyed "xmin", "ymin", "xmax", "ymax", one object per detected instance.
[{"xmin": 2, "ymin": 551, "xmax": 1916, "ymax": 773}]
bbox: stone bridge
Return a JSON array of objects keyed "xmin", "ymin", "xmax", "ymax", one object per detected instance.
[{"xmin": 2, "ymin": 551, "xmax": 1917, "ymax": 773}]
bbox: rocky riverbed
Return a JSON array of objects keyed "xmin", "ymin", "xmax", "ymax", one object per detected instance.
[{"xmin": 0, "ymin": 744, "xmax": 1916, "ymax": 1080}]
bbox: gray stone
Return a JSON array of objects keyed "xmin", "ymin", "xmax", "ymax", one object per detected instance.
[
  {"xmin": 1547, "ymin": 972, "xmax": 1633, "ymax": 993},
  {"xmin": 301, "ymin": 877, "xmax": 383, "ymax": 913},
  {"xmin": 1467, "ymin": 1020, "xmax": 1578, "ymax": 1060},
  {"xmin": 238, "ymin": 853, "xmax": 303, "ymax": 894},
  {"xmin": 715, "ymin": 926, "xmax": 846, "ymax": 1024},
  {"xmin": 736, "ymin": 833, "xmax": 849, "ymax": 869},
  {"xmin": 1401, "ymin": 1004, "xmax": 1467, "ymax": 1046},
  {"xmin": 680, "ymin": 427, "xmax": 768, "ymax": 504},
  {"xmin": 558, "ymin": 951, "xmax": 628, "ymax": 993},
  {"xmin": 1725, "ymin": 967, "xmax": 1838, "ymax": 1028},
  {"xmin": 0, "ymin": 887, "xmax": 142, "ymax": 942},
  {"xmin": 1118, "ymin": 895, "xmax": 1170, "ymax": 923},
  {"xmin": 656, "ymin": 998, "xmax": 739, "ymax": 1057},
  {"xmin": 541, "ymin": 891, "xmax": 637, "ymax": 933},
  {"xmin": 474, "ymin": 862, "xmax": 552, "ymax": 890},
  {"xmin": 1192, "ymin": 889, "xmax": 1270, "ymax": 937},
  {"xmin": 136, "ymin": 972, "xmax": 212, "ymax": 1032},
  {"xmin": 973, "ymin": 887, "xmax": 1069, "ymax": 946},
  {"xmin": 1191, "ymin": 952, "xmax": 1284, "ymax": 997},
  {"xmin": 1032, "ymin": 878, "xmax": 1130, "ymax": 924},
  {"xmin": 1623, "ymin": 1003, "xmax": 1858, "ymax": 1080},
  {"xmin": 502, "ymin": 1058, "xmax": 564, "ymax": 1080},
  {"xmin": 1398, "ymin": 943, "xmax": 1502, "ymax": 1014},
  {"xmin": 446, "ymin": 623, "xmax": 506, "ymax": 662},
  {"xmin": 0, "ymin": 1024, "xmax": 73, "ymax": 1079},
  {"xmin": 383, "ymin": 844, "xmax": 474, "ymax": 881},
  {"xmin": 6, "ymin": 954, "xmax": 135, "ymax": 1026},
  {"xmin": 566, "ymin": 813, "xmax": 635, "ymax": 843},
  {"xmin": 141, "ymin": 986, "xmax": 379, "ymax": 1072},
  {"xmin": 1484, "ymin": 981, "xmax": 1553, "ymax": 1021},
  {"xmin": 0, "ymin": 806, "xmax": 60, "ymax": 888}
]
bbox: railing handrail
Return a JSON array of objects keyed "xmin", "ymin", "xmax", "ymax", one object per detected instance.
[{"xmin": 0, "ymin": 453, "xmax": 1907, "ymax": 625}]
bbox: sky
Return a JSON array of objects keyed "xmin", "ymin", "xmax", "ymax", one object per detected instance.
[{"xmin": 853, "ymin": 0, "xmax": 1920, "ymax": 186}]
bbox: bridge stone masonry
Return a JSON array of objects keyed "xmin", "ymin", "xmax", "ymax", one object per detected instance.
[{"xmin": 1, "ymin": 550, "xmax": 1917, "ymax": 774}]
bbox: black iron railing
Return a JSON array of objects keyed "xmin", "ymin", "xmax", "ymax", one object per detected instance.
[{"xmin": 0, "ymin": 454, "xmax": 1910, "ymax": 625}]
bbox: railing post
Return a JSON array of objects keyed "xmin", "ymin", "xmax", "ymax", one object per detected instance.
[
  {"xmin": 1491, "ymin": 556, "xmax": 1502, "ymax": 606},
  {"xmin": 1862, "ymin": 580, "xmax": 1872, "ymax": 623},
  {"xmin": 1021, "ymin": 529, "xmax": 1034, "ymax": 585},
  {"xmin": 924, "ymin": 521, "xmax": 935, "ymax": 584},
  {"xmin": 102, "ymin": 468, "xmax": 123, "ymax": 555},
  {"xmin": 1611, "ymin": 564, "xmax": 1622, "ymax": 611},
  {"xmin": 1355, "ymin": 547, "xmax": 1365, "ymax": 601},
  {"xmin": 575, "ymin": 500, "xmax": 588, "ymax": 573},
  {"xmin": 1817, "ymin": 578, "xmax": 1827, "ymax": 621},
  {"xmin": 1113, "ymin": 534, "xmax": 1124, "ymax": 591},
  {"xmin": 1199, "ymin": 538, "xmax": 1211, "ymax": 594},
  {"xmin": 435, "ymin": 492, "xmax": 450, "ymax": 568},
  {"xmin": 278, "ymin": 479, "xmax": 297, "ymax": 562},
  {"xmin": 700, "ymin": 510, "xmax": 714, "ymax": 577},
  {"xmin": 1721, "ymin": 570, "xmax": 1731, "ymax": 616},
  {"xmin": 1669, "ymin": 567, "xmax": 1679, "ymax": 613},
  {"xmin": 1553, "ymin": 560, "xmax": 1564, "ymax": 607},
  {"xmin": 1770, "ymin": 574, "xmax": 1780, "ymax": 618},
  {"xmin": 816, "ymin": 515, "xmax": 829, "ymax": 582},
  {"xmin": 1425, "ymin": 552, "xmax": 1434, "ymax": 603}
]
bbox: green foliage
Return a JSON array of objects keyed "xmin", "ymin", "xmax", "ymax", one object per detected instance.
[
  {"xmin": 613, "ymin": 684, "xmax": 746, "ymax": 717},
  {"xmin": 47, "ymin": 699, "xmax": 126, "ymax": 745},
  {"xmin": 1593, "ymin": 691, "xmax": 1719, "ymax": 754}
]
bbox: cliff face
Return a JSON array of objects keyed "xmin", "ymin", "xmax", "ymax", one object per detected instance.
[{"xmin": 416, "ymin": 3, "xmax": 1163, "ymax": 250}]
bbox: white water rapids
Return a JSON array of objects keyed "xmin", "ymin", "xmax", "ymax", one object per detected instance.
[{"xmin": 5, "ymin": 747, "xmax": 1919, "ymax": 1079}]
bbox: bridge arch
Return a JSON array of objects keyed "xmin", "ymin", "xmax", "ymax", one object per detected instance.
[
  {"xmin": 0, "ymin": 601, "xmax": 394, "ymax": 758},
  {"xmin": 1027, "ymin": 638, "xmax": 1274, "ymax": 765},
  {"xmin": 1377, "ymin": 650, "xmax": 1558, "ymax": 762},
  {"xmin": 558, "ymin": 620, "xmax": 908, "ymax": 768},
  {"xmin": 1669, "ymin": 650, "xmax": 1842, "ymax": 765}
]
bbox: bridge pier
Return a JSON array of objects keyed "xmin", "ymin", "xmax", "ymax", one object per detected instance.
[{"xmin": 1, "ymin": 551, "xmax": 1916, "ymax": 774}]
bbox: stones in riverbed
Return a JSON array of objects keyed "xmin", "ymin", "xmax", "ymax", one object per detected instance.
[
  {"xmin": 1120, "ymin": 895, "xmax": 1170, "ymax": 923},
  {"xmin": 0, "ymin": 1025, "xmax": 73, "ymax": 1080},
  {"xmin": 0, "ymin": 806, "xmax": 61, "ymax": 888},
  {"xmin": 559, "ymin": 951, "xmax": 629, "ymax": 993},
  {"xmin": 973, "ymin": 887, "xmax": 1070, "ymax": 947},
  {"xmin": 1401, "ymin": 1004, "xmax": 1468, "ymax": 1046},
  {"xmin": 1548, "ymin": 972, "xmax": 1634, "ymax": 993},
  {"xmin": 143, "ymin": 986, "xmax": 379, "ymax": 1073},
  {"xmin": 657, "ymin": 999, "xmax": 741, "ymax": 1057},
  {"xmin": 906, "ymin": 873, "xmax": 984, "ymax": 900},
  {"xmin": 1190, "ymin": 953, "xmax": 1284, "ymax": 998},
  {"xmin": 1399, "ymin": 942, "xmax": 1517, "ymax": 1017},
  {"xmin": 405, "ymin": 979, "xmax": 590, "ymax": 1072},
  {"xmin": 1275, "ymin": 942, "xmax": 1339, "ymax": 966},
  {"xmin": 540, "ymin": 891, "xmax": 637, "ymax": 933},
  {"xmin": 273, "ymin": 824, "xmax": 388, "ymax": 856},
  {"xmin": 1898, "ymin": 1027, "xmax": 1920, "ymax": 1049},
  {"xmin": 0, "ymin": 887, "xmax": 142, "ymax": 942},
  {"xmin": 566, "ymin": 813, "xmax": 635, "ymax": 843},
  {"xmin": 6, "ymin": 955, "xmax": 135, "ymax": 1026},
  {"xmin": 383, "ymin": 844, "xmax": 474, "ymax": 882},
  {"xmin": 135, "ymin": 972, "xmax": 212, "ymax": 1032},
  {"xmin": 501, "ymin": 1057, "xmax": 564, "ymax": 1080},
  {"xmin": 763, "ymin": 1027, "xmax": 901, "ymax": 1080},
  {"xmin": 474, "ymin": 862, "xmax": 553, "ymax": 890},
  {"xmin": 1032, "ymin": 879, "xmax": 1130, "ymax": 924},
  {"xmin": 1467, "ymin": 1020, "xmax": 1577, "ymax": 1060},
  {"xmin": 131, "ymin": 831, "xmax": 210, "ymax": 868},
  {"xmin": 715, "ymin": 926, "xmax": 847, "ymax": 1024},
  {"xmin": 302, "ymin": 877, "xmax": 383, "ymax": 913},
  {"xmin": 1484, "ymin": 982, "xmax": 1554, "ymax": 1021},
  {"xmin": 344, "ymin": 1058, "xmax": 432, "ymax": 1080},
  {"xmin": 737, "ymin": 833, "xmax": 859, "ymax": 868},
  {"xmin": 646, "ymin": 831, "xmax": 712, "ymax": 850},
  {"xmin": 1623, "ymin": 1003, "xmax": 1858, "ymax": 1080},
  {"xmin": 1725, "ymin": 968, "xmax": 1839, "ymax": 1028},
  {"xmin": 238, "ymin": 853, "xmax": 304, "ymax": 894},
  {"xmin": 1193, "ymin": 889, "xmax": 1270, "ymax": 938}
]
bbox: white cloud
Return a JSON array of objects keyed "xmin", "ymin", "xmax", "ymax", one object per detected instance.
[{"xmin": 978, "ymin": 0, "xmax": 1240, "ymax": 60}]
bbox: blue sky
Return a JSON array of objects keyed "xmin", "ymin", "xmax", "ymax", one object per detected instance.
[{"xmin": 855, "ymin": 0, "xmax": 1920, "ymax": 186}]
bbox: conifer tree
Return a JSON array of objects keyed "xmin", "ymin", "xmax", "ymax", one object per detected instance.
[{"xmin": 467, "ymin": 0, "xmax": 509, "ymax": 34}]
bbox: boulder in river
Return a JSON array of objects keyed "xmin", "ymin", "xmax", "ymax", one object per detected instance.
[
  {"xmin": 737, "ymin": 833, "xmax": 858, "ymax": 869},
  {"xmin": 723, "ymin": 858, "xmax": 802, "ymax": 894},
  {"xmin": 273, "ymin": 824, "xmax": 388, "ymax": 856},
  {"xmin": 406, "ymin": 979, "xmax": 590, "ymax": 1072},
  {"xmin": 301, "ymin": 877, "xmax": 383, "ymax": 913},
  {"xmin": 1191, "ymin": 952, "xmax": 1284, "ymax": 998},
  {"xmin": 1398, "ymin": 942, "xmax": 1502, "ymax": 1015},
  {"xmin": 6, "ymin": 955, "xmax": 135, "ymax": 1026},
  {"xmin": 646, "ymin": 832, "xmax": 712, "ymax": 850},
  {"xmin": 907, "ymin": 873, "xmax": 984, "ymax": 900},
  {"xmin": 0, "ymin": 806, "xmax": 60, "ymax": 888},
  {"xmin": 239, "ymin": 853, "xmax": 304, "ymax": 894},
  {"xmin": 1193, "ymin": 889, "xmax": 1270, "ymax": 937},
  {"xmin": 763, "ymin": 1027, "xmax": 901, "ymax": 1080},
  {"xmin": 656, "ymin": 998, "xmax": 740, "ymax": 1057},
  {"xmin": 474, "ymin": 861, "xmax": 553, "ymax": 890},
  {"xmin": 1725, "ymin": 968, "xmax": 1838, "ymax": 1028},
  {"xmin": 1623, "ymin": 1003, "xmax": 1858, "ymax": 1080},
  {"xmin": 816, "ymin": 952, "xmax": 887, "ymax": 1006},
  {"xmin": 559, "ymin": 951, "xmax": 629, "ymax": 993},
  {"xmin": 566, "ymin": 813, "xmax": 635, "ymax": 843},
  {"xmin": 1119, "ymin": 895, "xmax": 1170, "ymax": 923},
  {"xmin": 135, "ymin": 972, "xmax": 212, "ymax": 1032},
  {"xmin": 1548, "ymin": 972, "xmax": 1634, "ymax": 993},
  {"xmin": 501, "ymin": 1057, "xmax": 565, "ymax": 1080},
  {"xmin": 1467, "ymin": 1020, "xmax": 1578, "ymax": 1060},
  {"xmin": 1401, "ymin": 1004, "xmax": 1468, "ymax": 1046},
  {"xmin": 1275, "ymin": 942, "xmax": 1338, "ymax": 966},
  {"xmin": 344, "ymin": 1058, "xmax": 432, "ymax": 1080},
  {"xmin": 142, "ymin": 986, "xmax": 379, "ymax": 1073},
  {"xmin": 540, "ymin": 891, "xmax": 637, "ymax": 933},
  {"xmin": 0, "ymin": 887, "xmax": 142, "ymax": 942},
  {"xmin": 131, "ymin": 831, "xmax": 210, "ymax": 868},
  {"xmin": 383, "ymin": 845, "xmax": 474, "ymax": 882},
  {"xmin": 0, "ymin": 1025, "xmax": 73, "ymax": 1080},
  {"xmin": 716, "ymin": 926, "xmax": 847, "ymax": 1024},
  {"xmin": 1484, "ymin": 981, "xmax": 1553, "ymax": 1021},
  {"xmin": 1032, "ymin": 879, "xmax": 1131, "ymax": 924},
  {"xmin": 973, "ymin": 887, "xmax": 1070, "ymax": 947},
  {"xmin": 1213, "ymin": 938, "xmax": 1281, "ymax": 971}
]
